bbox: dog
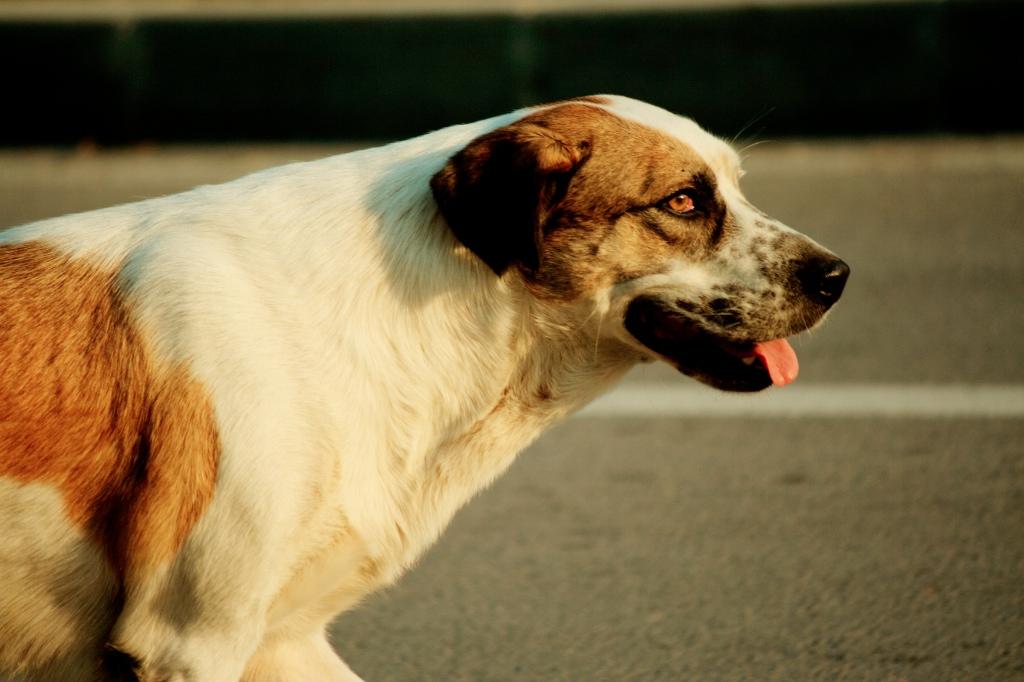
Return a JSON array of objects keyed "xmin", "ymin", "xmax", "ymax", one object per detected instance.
[{"xmin": 0, "ymin": 95, "xmax": 847, "ymax": 681}]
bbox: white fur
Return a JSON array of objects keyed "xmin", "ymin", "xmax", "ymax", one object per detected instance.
[{"xmin": 0, "ymin": 481, "xmax": 116, "ymax": 681}]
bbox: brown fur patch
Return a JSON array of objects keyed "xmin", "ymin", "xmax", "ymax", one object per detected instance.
[
  {"xmin": 516, "ymin": 104, "xmax": 729, "ymax": 300},
  {"xmin": 433, "ymin": 101, "xmax": 729, "ymax": 301},
  {"xmin": 0, "ymin": 241, "xmax": 219, "ymax": 575},
  {"xmin": 431, "ymin": 113, "xmax": 593, "ymax": 276}
]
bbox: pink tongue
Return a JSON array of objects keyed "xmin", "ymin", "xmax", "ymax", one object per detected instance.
[{"xmin": 754, "ymin": 339, "xmax": 799, "ymax": 387}]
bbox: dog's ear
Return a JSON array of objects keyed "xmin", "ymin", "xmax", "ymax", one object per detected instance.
[{"xmin": 431, "ymin": 121, "xmax": 590, "ymax": 276}]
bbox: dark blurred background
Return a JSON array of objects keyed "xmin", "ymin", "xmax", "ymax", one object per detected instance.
[{"xmin": 2, "ymin": 0, "xmax": 1022, "ymax": 145}]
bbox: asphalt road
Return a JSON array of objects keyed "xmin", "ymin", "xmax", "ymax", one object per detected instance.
[{"xmin": 2, "ymin": 136, "xmax": 1022, "ymax": 681}]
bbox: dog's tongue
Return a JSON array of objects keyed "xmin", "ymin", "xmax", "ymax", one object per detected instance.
[{"xmin": 754, "ymin": 339, "xmax": 799, "ymax": 387}]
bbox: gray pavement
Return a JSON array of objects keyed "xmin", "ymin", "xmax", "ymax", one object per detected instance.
[{"xmin": 2, "ymin": 137, "xmax": 1022, "ymax": 680}]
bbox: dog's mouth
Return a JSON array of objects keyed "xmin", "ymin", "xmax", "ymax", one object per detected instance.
[{"xmin": 623, "ymin": 296, "xmax": 798, "ymax": 392}]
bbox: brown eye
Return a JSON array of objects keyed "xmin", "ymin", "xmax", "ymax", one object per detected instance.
[{"xmin": 665, "ymin": 192, "xmax": 696, "ymax": 215}]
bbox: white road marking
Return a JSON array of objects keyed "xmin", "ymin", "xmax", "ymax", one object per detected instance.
[{"xmin": 577, "ymin": 383, "xmax": 1024, "ymax": 418}]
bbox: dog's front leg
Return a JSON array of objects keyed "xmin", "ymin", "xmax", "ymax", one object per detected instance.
[
  {"xmin": 105, "ymin": 442, "xmax": 314, "ymax": 681},
  {"xmin": 107, "ymin": 543, "xmax": 276, "ymax": 682},
  {"xmin": 242, "ymin": 630, "xmax": 364, "ymax": 682}
]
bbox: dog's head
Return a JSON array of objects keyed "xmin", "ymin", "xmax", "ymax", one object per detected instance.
[{"xmin": 432, "ymin": 96, "xmax": 848, "ymax": 392}]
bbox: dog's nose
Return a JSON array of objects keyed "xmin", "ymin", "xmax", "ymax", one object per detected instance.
[{"xmin": 798, "ymin": 256, "xmax": 850, "ymax": 307}]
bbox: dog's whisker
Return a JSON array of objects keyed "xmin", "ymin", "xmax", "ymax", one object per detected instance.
[
  {"xmin": 737, "ymin": 138, "xmax": 774, "ymax": 160},
  {"xmin": 729, "ymin": 107, "xmax": 776, "ymax": 146}
]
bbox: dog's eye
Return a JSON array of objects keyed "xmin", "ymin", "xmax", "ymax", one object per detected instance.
[{"xmin": 663, "ymin": 192, "xmax": 696, "ymax": 216}]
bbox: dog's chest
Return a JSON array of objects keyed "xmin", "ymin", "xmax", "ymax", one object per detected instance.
[
  {"xmin": 270, "ymin": 389, "xmax": 572, "ymax": 621},
  {"xmin": 265, "ymin": 338, "xmax": 634, "ymax": 635}
]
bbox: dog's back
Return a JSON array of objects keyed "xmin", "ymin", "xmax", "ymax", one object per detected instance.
[{"xmin": 0, "ymin": 134, "xmax": 511, "ymax": 681}]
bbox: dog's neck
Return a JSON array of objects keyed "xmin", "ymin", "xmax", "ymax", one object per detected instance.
[
  {"xmin": 279, "ymin": 140, "xmax": 637, "ymax": 566},
  {"xmin": 383, "ymin": 287, "xmax": 634, "ymax": 568}
]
